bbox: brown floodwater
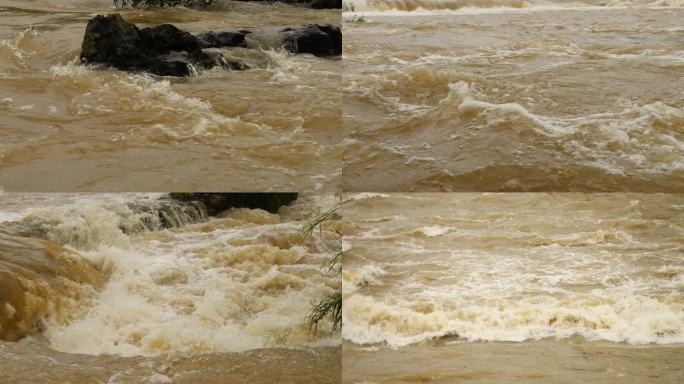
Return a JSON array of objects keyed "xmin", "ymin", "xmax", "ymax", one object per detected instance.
[
  {"xmin": 342, "ymin": 193, "xmax": 684, "ymax": 383},
  {"xmin": 342, "ymin": 1, "xmax": 684, "ymax": 191},
  {"xmin": 0, "ymin": 193, "xmax": 341, "ymax": 383},
  {"xmin": 0, "ymin": 0, "xmax": 341, "ymax": 191},
  {"xmin": 0, "ymin": 340, "xmax": 340, "ymax": 384},
  {"xmin": 343, "ymin": 340, "xmax": 683, "ymax": 384}
]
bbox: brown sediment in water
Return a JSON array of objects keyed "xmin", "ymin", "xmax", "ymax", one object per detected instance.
[
  {"xmin": 342, "ymin": 6, "xmax": 684, "ymax": 192},
  {"xmin": 342, "ymin": 340, "xmax": 684, "ymax": 384},
  {"xmin": 0, "ymin": 0, "xmax": 341, "ymax": 191},
  {"xmin": 0, "ymin": 232, "xmax": 104, "ymax": 341},
  {"xmin": 0, "ymin": 340, "xmax": 340, "ymax": 384},
  {"xmin": 341, "ymin": 192, "xmax": 684, "ymax": 382},
  {"xmin": 0, "ymin": 193, "xmax": 342, "ymax": 383}
]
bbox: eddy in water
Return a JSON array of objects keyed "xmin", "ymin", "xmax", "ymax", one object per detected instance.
[
  {"xmin": 0, "ymin": 0, "xmax": 341, "ymax": 191},
  {"xmin": 0, "ymin": 193, "xmax": 341, "ymax": 384},
  {"xmin": 342, "ymin": 0, "xmax": 684, "ymax": 192},
  {"xmin": 342, "ymin": 193, "xmax": 684, "ymax": 383}
]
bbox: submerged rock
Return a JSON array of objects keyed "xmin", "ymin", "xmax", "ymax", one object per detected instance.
[{"xmin": 80, "ymin": 14, "xmax": 244, "ymax": 76}]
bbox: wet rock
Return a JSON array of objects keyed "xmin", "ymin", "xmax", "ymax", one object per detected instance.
[
  {"xmin": 309, "ymin": 0, "xmax": 342, "ymax": 9},
  {"xmin": 197, "ymin": 31, "xmax": 249, "ymax": 49},
  {"xmin": 138, "ymin": 23, "xmax": 202, "ymax": 56},
  {"xmin": 80, "ymin": 14, "xmax": 149, "ymax": 70},
  {"xmin": 169, "ymin": 193, "xmax": 299, "ymax": 216},
  {"xmin": 279, "ymin": 24, "xmax": 341, "ymax": 56},
  {"xmin": 80, "ymin": 14, "xmax": 244, "ymax": 76},
  {"xmin": 80, "ymin": 14, "xmax": 339, "ymax": 76},
  {"xmin": 201, "ymin": 24, "xmax": 341, "ymax": 57}
]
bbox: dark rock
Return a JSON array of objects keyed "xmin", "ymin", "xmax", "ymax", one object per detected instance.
[
  {"xmin": 236, "ymin": 24, "xmax": 341, "ymax": 57},
  {"xmin": 197, "ymin": 31, "xmax": 250, "ymax": 49},
  {"xmin": 80, "ymin": 14, "xmax": 339, "ymax": 77},
  {"xmin": 168, "ymin": 193, "xmax": 299, "ymax": 216},
  {"xmin": 197, "ymin": 24, "xmax": 341, "ymax": 57},
  {"xmin": 309, "ymin": 0, "xmax": 342, "ymax": 9},
  {"xmin": 80, "ymin": 14, "xmax": 245, "ymax": 76},
  {"xmin": 80, "ymin": 14, "xmax": 150, "ymax": 70},
  {"xmin": 280, "ymin": 24, "xmax": 341, "ymax": 56},
  {"xmin": 139, "ymin": 24, "xmax": 202, "ymax": 55}
]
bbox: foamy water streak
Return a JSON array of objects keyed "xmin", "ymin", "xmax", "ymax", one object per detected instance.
[
  {"xmin": 342, "ymin": 193, "xmax": 684, "ymax": 347},
  {"xmin": 343, "ymin": 0, "xmax": 684, "ymax": 12}
]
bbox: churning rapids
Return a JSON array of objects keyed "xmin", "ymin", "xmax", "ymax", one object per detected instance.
[
  {"xmin": 0, "ymin": 0, "xmax": 340, "ymax": 191},
  {"xmin": 342, "ymin": 0, "xmax": 684, "ymax": 192},
  {"xmin": 342, "ymin": 193, "xmax": 684, "ymax": 383},
  {"xmin": 0, "ymin": 193, "xmax": 341, "ymax": 383}
]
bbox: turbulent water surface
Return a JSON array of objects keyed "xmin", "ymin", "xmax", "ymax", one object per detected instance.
[
  {"xmin": 0, "ymin": 0, "xmax": 341, "ymax": 191},
  {"xmin": 342, "ymin": 0, "xmax": 684, "ymax": 191},
  {"xmin": 0, "ymin": 193, "xmax": 341, "ymax": 383},
  {"xmin": 342, "ymin": 193, "xmax": 684, "ymax": 383}
]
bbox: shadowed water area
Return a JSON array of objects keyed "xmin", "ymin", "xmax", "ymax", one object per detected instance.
[
  {"xmin": 0, "ymin": 193, "xmax": 341, "ymax": 383},
  {"xmin": 0, "ymin": 0, "xmax": 341, "ymax": 191},
  {"xmin": 342, "ymin": 193, "xmax": 684, "ymax": 383},
  {"xmin": 342, "ymin": 1, "xmax": 684, "ymax": 191}
]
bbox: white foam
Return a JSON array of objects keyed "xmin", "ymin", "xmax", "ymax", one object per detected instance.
[
  {"xmin": 343, "ymin": 0, "xmax": 684, "ymax": 14},
  {"xmin": 342, "ymin": 195, "xmax": 684, "ymax": 347},
  {"xmin": 417, "ymin": 225, "xmax": 452, "ymax": 237},
  {"xmin": 343, "ymin": 292, "xmax": 684, "ymax": 347},
  {"xmin": 33, "ymin": 197, "xmax": 341, "ymax": 357},
  {"xmin": 343, "ymin": 265, "xmax": 387, "ymax": 294}
]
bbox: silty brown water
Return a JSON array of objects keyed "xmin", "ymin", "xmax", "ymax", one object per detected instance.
[
  {"xmin": 342, "ymin": 193, "xmax": 684, "ymax": 383},
  {"xmin": 0, "ymin": 0, "xmax": 341, "ymax": 191},
  {"xmin": 342, "ymin": 1, "xmax": 684, "ymax": 191},
  {"xmin": 0, "ymin": 193, "xmax": 341, "ymax": 383}
]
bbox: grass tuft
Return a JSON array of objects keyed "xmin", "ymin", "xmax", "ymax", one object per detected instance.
[
  {"xmin": 307, "ymin": 289, "xmax": 342, "ymax": 333},
  {"xmin": 301, "ymin": 197, "xmax": 349, "ymax": 335}
]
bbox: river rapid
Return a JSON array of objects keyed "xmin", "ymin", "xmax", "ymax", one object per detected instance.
[
  {"xmin": 342, "ymin": 193, "xmax": 684, "ymax": 383},
  {"xmin": 342, "ymin": 1, "xmax": 684, "ymax": 191},
  {"xmin": 0, "ymin": 192, "xmax": 341, "ymax": 383},
  {"xmin": 0, "ymin": 0, "xmax": 341, "ymax": 191}
]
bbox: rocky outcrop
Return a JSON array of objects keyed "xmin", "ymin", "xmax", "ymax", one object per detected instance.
[
  {"xmin": 80, "ymin": 14, "xmax": 341, "ymax": 76},
  {"xmin": 279, "ymin": 24, "xmax": 342, "ymax": 56},
  {"xmin": 309, "ymin": 0, "xmax": 342, "ymax": 8},
  {"xmin": 169, "ymin": 193, "xmax": 299, "ymax": 215},
  {"xmin": 80, "ymin": 14, "xmax": 245, "ymax": 76},
  {"xmin": 196, "ymin": 31, "xmax": 249, "ymax": 49},
  {"xmin": 198, "ymin": 24, "xmax": 342, "ymax": 57}
]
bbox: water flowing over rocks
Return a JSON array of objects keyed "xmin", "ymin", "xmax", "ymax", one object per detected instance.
[
  {"xmin": 80, "ymin": 14, "xmax": 242, "ymax": 76},
  {"xmin": 197, "ymin": 24, "xmax": 342, "ymax": 56},
  {"xmin": 169, "ymin": 193, "xmax": 299, "ymax": 216},
  {"xmin": 0, "ymin": 232, "xmax": 104, "ymax": 341},
  {"xmin": 80, "ymin": 14, "xmax": 341, "ymax": 76}
]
